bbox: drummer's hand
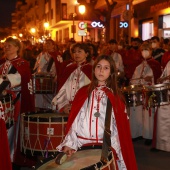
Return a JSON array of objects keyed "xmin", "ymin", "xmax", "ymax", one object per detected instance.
[
  {"xmin": 144, "ymin": 76, "xmax": 152, "ymax": 83},
  {"xmin": 63, "ymin": 146, "xmax": 75, "ymax": 157},
  {"xmin": 63, "ymin": 104, "xmax": 71, "ymax": 114},
  {"xmin": 157, "ymin": 78, "xmax": 162, "ymax": 84},
  {"xmin": 57, "ymin": 55, "xmax": 63, "ymax": 63}
]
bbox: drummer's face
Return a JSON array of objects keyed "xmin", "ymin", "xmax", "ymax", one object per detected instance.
[
  {"xmin": 141, "ymin": 48, "xmax": 151, "ymax": 59},
  {"xmin": 95, "ymin": 59, "xmax": 111, "ymax": 86},
  {"xmin": 44, "ymin": 41, "xmax": 55, "ymax": 52},
  {"xmin": 4, "ymin": 42, "xmax": 19, "ymax": 59},
  {"xmin": 72, "ymin": 47, "xmax": 87, "ymax": 65}
]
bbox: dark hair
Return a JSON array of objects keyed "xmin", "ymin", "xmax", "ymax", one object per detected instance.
[
  {"xmin": 71, "ymin": 43, "xmax": 91, "ymax": 62},
  {"xmin": 164, "ymin": 38, "xmax": 169, "ymax": 45},
  {"xmin": 87, "ymin": 43, "xmax": 98, "ymax": 57},
  {"xmin": 151, "ymin": 36, "xmax": 160, "ymax": 42},
  {"xmin": 108, "ymin": 39, "xmax": 117, "ymax": 44},
  {"xmin": 88, "ymin": 55, "xmax": 119, "ymax": 96}
]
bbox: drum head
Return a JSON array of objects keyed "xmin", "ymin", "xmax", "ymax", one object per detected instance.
[{"xmin": 37, "ymin": 149, "xmax": 104, "ymax": 170}]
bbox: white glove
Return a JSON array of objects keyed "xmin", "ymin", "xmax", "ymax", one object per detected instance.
[{"xmin": 28, "ymin": 79, "xmax": 33, "ymax": 94}]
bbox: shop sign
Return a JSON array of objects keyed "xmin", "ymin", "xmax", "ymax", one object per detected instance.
[
  {"xmin": 119, "ymin": 21, "xmax": 128, "ymax": 28},
  {"xmin": 78, "ymin": 21, "xmax": 87, "ymax": 30},
  {"xmin": 150, "ymin": 1, "xmax": 170, "ymax": 13},
  {"xmin": 78, "ymin": 30, "xmax": 86, "ymax": 36},
  {"xmin": 91, "ymin": 22, "xmax": 104, "ymax": 28}
]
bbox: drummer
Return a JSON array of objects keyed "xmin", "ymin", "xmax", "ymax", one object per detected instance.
[
  {"xmin": 52, "ymin": 43, "xmax": 92, "ymax": 114},
  {"xmin": 152, "ymin": 51, "xmax": 170, "ymax": 152},
  {"xmin": 129, "ymin": 42, "xmax": 162, "ymax": 145},
  {"xmin": 33, "ymin": 39, "xmax": 62, "ymax": 111},
  {"xmin": 0, "ymin": 37, "xmax": 35, "ymax": 168}
]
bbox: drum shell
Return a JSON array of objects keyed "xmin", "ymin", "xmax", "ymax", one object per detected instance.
[
  {"xmin": 34, "ymin": 147, "xmax": 116, "ymax": 170},
  {"xmin": 122, "ymin": 85, "xmax": 144, "ymax": 107},
  {"xmin": 0, "ymin": 94, "xmax": 14, "ymax": 129},
  {"xmin": 32, "ymin": 74, "xmax": 55, "ymax": 94},
  {"xmin": 145, "ymin": 83, "xmax": 170, "ymax": 107},
  {"xmin": 20, "ymin": 112, "xmax": 68, "ymax": 157}
]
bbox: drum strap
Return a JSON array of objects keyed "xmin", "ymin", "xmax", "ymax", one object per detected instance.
[
  {"xmin": 46, "ymin": 57, "xmax": 54, "ymax": 72},
  {"xmin": 100, "ymin": 98, "xmax": 112, "ymax": 164}
]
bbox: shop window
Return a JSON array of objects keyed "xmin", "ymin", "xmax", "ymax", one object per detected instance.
[
  {"xmin": 62, "ymin": 3, "xmax": 67, "ymax": 20},
  {"xmin": 163, "ymin": 15, "xmax": 170, "ymax": 28},
  {"xmin": 142, "ymin": 21, "xmax": 153, "ymax": 41}
]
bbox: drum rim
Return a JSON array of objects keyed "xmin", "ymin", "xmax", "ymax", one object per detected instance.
[
  {"xmin": 33, "ymin": 146, "xmax": 113, "ymax": 170},
  {"xmin": 145, "ymin": 83, "xmax": 170, "ymax": 91}
]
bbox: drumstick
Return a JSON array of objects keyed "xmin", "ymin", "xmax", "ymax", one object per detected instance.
[
  {"xmin": 157, "ymin": 75, "xmax": 170, "ymax": 83},
  {"xmin": 55, "ymin": 152, "xmax": 68, "ymax": 165}
]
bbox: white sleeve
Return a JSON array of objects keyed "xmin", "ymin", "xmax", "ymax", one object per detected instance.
[
  {"xmin": 56, "ymin": 114, "xmax": 80, "ymax": 151},
  {"xmin": 6, "ymin": 73, "xmax": 21, "ymax": 88}
]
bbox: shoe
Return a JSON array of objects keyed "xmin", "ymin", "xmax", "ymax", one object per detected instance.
[
  {"xmin": 12, "ymin": 163, "xmax": 21, "ymax": 170},
  {"xmin": 132, "ymin": 136, "xmax": 143, "ymax": 142},
  {"xmin": 144, "ymin": 139, "xmax": 152, "ymax": 146},
  {"xmin": 150, "ymin": 148, "xmax": 160, "ymax": 152}
]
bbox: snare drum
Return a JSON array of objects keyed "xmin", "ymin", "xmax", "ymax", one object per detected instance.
[
  {"xmin": 145, "ymin": 83, "xmax": 170, "ymax": 107},
  {"xmin": 122, "ymin": 85, "xmax": 144, "ymax": 107},
  {"xmin": 0, "ymin": 94, "xmax": 14, "ymax": 129},
  {"xmin": 32, "ymin": 74, "xmax": 55, "ymax": 94},
  {"xmin": 34, "ymin": 148, "xmax": 116, "ymax": 170},
  {"xmin": 20, "ymin": 112, "xmax": 68, "ymax": 157}
]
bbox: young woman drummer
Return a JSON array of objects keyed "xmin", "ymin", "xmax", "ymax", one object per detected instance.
[{"xmin": 56, "ymin": 55, "xmax": 138, "ymax": 170}]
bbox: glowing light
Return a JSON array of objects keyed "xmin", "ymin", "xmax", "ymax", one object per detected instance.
[
  {"xmin": 44, "ymin": 22, "xmax": 49, "ymax": 29},
  {"xmin": 78, "ymin": 5, "xmax": 85, "ymax": 15},
  {"xmin": 30, "ymin": 28, "xmax": 36, "ymax": 34}
]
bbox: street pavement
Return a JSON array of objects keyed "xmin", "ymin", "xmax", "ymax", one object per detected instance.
[{"xmin": 133, "ymin": 138, "xmax": 170, "ymax": 170}]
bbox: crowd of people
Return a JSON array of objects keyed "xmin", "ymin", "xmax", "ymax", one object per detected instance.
[{"xmin": 0, "ymin": 35, "xmax": 170, "ymax": 170}]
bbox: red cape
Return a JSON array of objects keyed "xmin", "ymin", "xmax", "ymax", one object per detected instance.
[
  {"xmin": 66, "ymin": 85, "xmax": 138, "ymax": 170},
  {"xmin": 124, "ymin": 49, "xmax": 143, "ymax": 80},
  {"xmin": 0, "ymin": 118, "xmax": 12, "ymax": 170},
  {"xmin": 57, "ymin": 63, "xmax": 92, "ymax": 92},
  {"xmin": 161, "ymin": 51, "xmax": 170, "ymax": 69},
  {"xmin": 0, "ymin": 57, "xmax": 35, "ymax": 113},
  {"xmin": 146, "ymin": 58, "xmax": 162, "ymax": 84}
]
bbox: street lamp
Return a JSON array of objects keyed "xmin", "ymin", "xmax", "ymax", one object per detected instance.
[
  {"xmin": 30, "ymin": 28, "xmax": 36, "ymax": 44},
  {"xmin": 78, "ymin": 4, "xmax": 86, "ymax": 42},
  {"xmin": 78, "ymin": 5, "xmax": 86, "ymax": 15},
  {"xmin": 44, "ymin": 22, "xmax": 49, "ymax": 38}
]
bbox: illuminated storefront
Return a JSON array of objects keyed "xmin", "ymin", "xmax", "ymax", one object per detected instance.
[{"xmin": 133, "ymin": 0, "xmax": 170, "ymax": 40}]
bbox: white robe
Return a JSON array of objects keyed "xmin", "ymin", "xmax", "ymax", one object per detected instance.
[
  {"xmin": 129, "ymin": 60, "xmax": 155, "ymax": 139},
  {"xmin": 156, "ymin": 60, "xmax": 170, "ymax": 151},
  {"xmin": 52, "ymin": 65, "xmax": 91, "ymax": 111}
]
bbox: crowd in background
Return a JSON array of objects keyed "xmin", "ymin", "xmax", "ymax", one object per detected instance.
[{"xmin": 1, "ymin": 35, "xmax": 170, "ymax": 170}]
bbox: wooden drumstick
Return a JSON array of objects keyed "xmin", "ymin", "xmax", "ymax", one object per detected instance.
[{"xmin": 55, "ymin": 152, "xmax": 68, "ymax": 165}]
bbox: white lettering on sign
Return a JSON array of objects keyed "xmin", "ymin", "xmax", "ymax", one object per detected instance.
[
  {"xmin": 91, "ymin": 22, "xmax": 104, "ymax": 28},
  {"xmin": 120, "ymin": 22, "xmax": 128, "ymax": 28}
]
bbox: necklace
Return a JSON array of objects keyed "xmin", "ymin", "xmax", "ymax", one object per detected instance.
[{"xmin": 94, "ymin": 88, "xmax": 105, "ymax": 117}]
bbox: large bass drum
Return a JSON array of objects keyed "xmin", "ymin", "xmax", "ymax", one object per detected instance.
[
  {"xmin": 122, "ymin": 84, "xmax": 144, "ymax": 107},
  {"xmin": 33, "ymin": 147, "xmax": 116, "ymax": 170},
  {"xmin": 0, "ymin": 93, "xmax": 14, "ymax": 129},
  {"xmin": 20, "ymin": 112, "xmax": 68, "ymax": 157}
]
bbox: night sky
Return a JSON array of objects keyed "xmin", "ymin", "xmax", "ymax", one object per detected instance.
[{"xmin": 0, "ymin": 0, "xmax": 17, "ymax": 28}]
